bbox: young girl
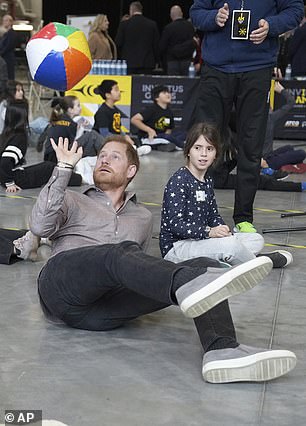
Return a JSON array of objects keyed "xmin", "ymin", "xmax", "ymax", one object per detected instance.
[
  {"xmin": 44, "ymin": 95, "xmax": 82, "ymax": 163},
  {"xmin": 0, "ymin": 101, "xmax": 82, "ymax": 192},
  {"xmin": 160, "ymin": 122, "xmax": 292, "ymax": 268},
  {"xmin": 0, "ymin": 80, "xmax": 26, "ymax": 134}
]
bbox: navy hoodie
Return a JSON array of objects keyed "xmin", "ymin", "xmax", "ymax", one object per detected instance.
[{"xmin": 190, "ymin": 0, "xmax": 304, "ymax": 72}]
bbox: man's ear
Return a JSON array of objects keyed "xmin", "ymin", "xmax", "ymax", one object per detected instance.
[{"xmin": 127, "ymin": 164, "xmax": 137, "ymax": 180}]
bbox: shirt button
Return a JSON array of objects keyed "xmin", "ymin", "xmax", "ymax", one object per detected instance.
[
  {"xmin": 48, "ymin": 199, "xmax": 51, "ymax": 203},
  {"xmin": 115, "ymin": 231, "xmax": 118, "ymax": 235},
  {"xmin": 107, "ymin": 202, "xmax": 110, "ymax": 206},
  {"xmin": 53, "ymin": 175, "xmax": 56, "ymax": 179}
]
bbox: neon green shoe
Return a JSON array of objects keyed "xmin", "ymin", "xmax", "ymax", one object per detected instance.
[{"xmin": 234, "ymin": 221, "xmax": 257, "ymax": 233}]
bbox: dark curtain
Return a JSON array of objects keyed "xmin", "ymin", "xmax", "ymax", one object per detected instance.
[{"xmin": 43, "ymin": 0, "xmax": 194, "ymax": 38}]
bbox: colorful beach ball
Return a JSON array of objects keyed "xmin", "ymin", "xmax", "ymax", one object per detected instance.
[{"xmin": 26, "ymin": 22, "xmax": 92, "ymax": 91}]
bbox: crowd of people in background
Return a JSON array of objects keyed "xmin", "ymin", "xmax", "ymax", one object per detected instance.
[{"xmin": 82, "ymin": 1, "xmax": 306, "ymax": 78}]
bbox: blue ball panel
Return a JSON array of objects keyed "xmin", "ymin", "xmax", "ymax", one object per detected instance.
[{"xmin": 34, "ymin": 50, "xmax": 67, "ymax": 91}]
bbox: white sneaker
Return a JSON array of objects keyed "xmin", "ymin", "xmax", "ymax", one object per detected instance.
[
  {"xmin": 202, "ymin": 344, "xmax": 297, "ymax": 383},
  {"xmin": 137, "ymin": 145, "xmax": 152, "ymax": 156}
]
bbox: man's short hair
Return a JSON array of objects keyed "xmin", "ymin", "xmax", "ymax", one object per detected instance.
[
  {"xmin": 151, "ymin": 85, "xmax": 169, "ymax": 102},
  {"xmin": 94, "ymin": 80, "xmax": 118, "ymax": 100},
  {"xmin": 102, "ymin": 135, "xmax": 140, "ymax": 175},
  {"xmin": 130, "ymin": 2, "xmax": 143, "ymax": 13}
]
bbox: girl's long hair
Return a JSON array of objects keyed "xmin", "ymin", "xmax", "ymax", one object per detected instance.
[
  {"xmin": 49, "ymin": 96, "xmax": 78, "ymax": 124},
  {"xmin": 0, "ymin": 80, "xmax": 27, "ymax": 103},
  {"xmin": 184, "ymin": 122, "xmax": 222, "ymax": 160},
  {"xmin": 0, "ymin": 100, "xmax": 29, "ymax": 155}
]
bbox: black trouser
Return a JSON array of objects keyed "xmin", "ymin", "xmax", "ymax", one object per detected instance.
[
  {"xmin": 38, "ymin": 241, "xmax": 237, "ymax": 352},
  {"xmin": 12, "ymin": 161, "xmax": 82, "ymax": 188},
  {"xmin": 195, "ymin": 64, "xmax": 272, "ymax": 224},
  {"xmin": 0, "ymin": 228, "xmax": 27, "ymax": 264}
]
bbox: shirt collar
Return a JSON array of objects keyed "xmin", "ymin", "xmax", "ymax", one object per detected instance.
[{"xmin": 82, "ymin": 185, "xmax": 137, "ymax": 204}]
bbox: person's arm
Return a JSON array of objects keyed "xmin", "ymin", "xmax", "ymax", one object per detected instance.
[
  {"xmin": 30, "ymin": 138, "xmax": 83, "ymax": 238},
  {"xmin": 288, "ymin": 25, "xmax": 305, "ymax": 60},
  {"xmin": 131, "ymin": 113, "xmax": 157, "ymax": 140},
  {"xmin": 271, "ymin": 82, "xmax": 296, "ymax": 122},
  {"xmin": 141, "ymin": 212, "xmax": 153, "ymax": 253},
  {"xmin": 88, "ymin": 33, "xmax": 98, "ymax": 59},
  {"xmin": 206, "ymin": 184, "xmax": 226, "ymax": 229},
  {"xmin": 165, "ymin": 111, "xmax": 175, "ymax": 134},
  {"xmin": 93, "ymin": 107, "xmax": 114, "ymax": 137},
  {"xmin": 0, "ymin": 139, "xmax": 25, "ymax": 192},
  {"xmin": 263, "ymin": 1, "xmax": 304, "ymax": 38},
  {"xmin": 0, "ymin": 155, "xmax": 18, "ymax": 190},
  {"xmin": 190, "ymin": 1, "xmax": 228, "ymax": 32}
]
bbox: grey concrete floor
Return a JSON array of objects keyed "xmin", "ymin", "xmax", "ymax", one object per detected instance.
[{"xmin": 1, "ymin": 141, "xmax": 306, "ymax": 426}]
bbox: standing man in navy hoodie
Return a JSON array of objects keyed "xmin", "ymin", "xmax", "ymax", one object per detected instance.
[{"xmin": 190, "ymin": 0, "xmax": 304, "ymax": 233}]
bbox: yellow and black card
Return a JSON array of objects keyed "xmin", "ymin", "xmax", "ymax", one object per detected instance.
[{"xmin": 231, "ymin": 10, "xmax": 250, "ymax": 40}]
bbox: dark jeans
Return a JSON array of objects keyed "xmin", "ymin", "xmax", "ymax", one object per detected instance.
[
  {"xmin": 195, "ymin": 64, "xmax": 272, "ymax": 224},
  {"xmin": 11, "ymin": 161, "xmax": 82, "ymax": 188},
  {"xmin": 158, "ymin": 130, "xmax": 187, "ymax": 148},
  {"xmin": 265, "ymin": 145, "xmax": 306, "ymax": 170},
  {"xmin": 38, "ymin": 241, "xmax": 236, "ymax": 352}
]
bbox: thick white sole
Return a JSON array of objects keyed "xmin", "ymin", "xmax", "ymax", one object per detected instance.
[
  {"xmin": 180, "ymin": 257, "xmax": 272, "ymax": 318},
  {"xmin": 203, "ymin": 350, "xmax": 297, "ymax": 383}
]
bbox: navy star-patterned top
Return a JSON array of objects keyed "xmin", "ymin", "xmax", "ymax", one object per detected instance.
[{"xmin": 159, "ymin": 166, "xmax": 225, "ymax": 257}]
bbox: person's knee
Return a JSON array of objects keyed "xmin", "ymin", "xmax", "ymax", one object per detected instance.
[{"xmin": 235, "ymin": 233, "xmax": 264, "ymax": 254}]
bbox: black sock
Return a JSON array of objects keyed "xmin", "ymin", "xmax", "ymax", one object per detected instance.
[{"xmin": 206, "ymin": 337, "xmax": 239, "ymax": 352}]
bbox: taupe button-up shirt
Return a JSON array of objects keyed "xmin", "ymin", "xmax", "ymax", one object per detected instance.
[{"xmin": 30, "ymin": 168, "xmax": 153, "ymax": 257}]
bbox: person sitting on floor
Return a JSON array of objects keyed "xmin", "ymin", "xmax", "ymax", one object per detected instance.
[
  {"xmin": 0, "ymin": 79, "xmax": 26, "ymax": 134},
  {"xmin": 93, "ymin": 79, "xmax": 151, "ymax": 157},
  {"xmin": 131, "ymin": 85, "xmax": 186, "ymax": 151},
  {"xmin": 19, "ymin": 133, "xmax": 296, "ymax": 384},
  {"xmin": 160, "ymin": 123, "xmax": 292, "ymax": 269},
  {"xmin": 261, "ymin": 81, "xmax": 306, "ymax": 176},
  {"xmin": 0, "ymin": 101, "xmax": 82, "ymax": 193},
  {"xmin": 211, "ymin": 129, "xmax": 306, "ymax": 193},
  {"xmin": 44, "ymin": 96, "xmax": 105, "ymax": 163}
]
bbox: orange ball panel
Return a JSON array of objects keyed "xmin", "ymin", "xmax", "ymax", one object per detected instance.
[{"xmin": 63, "ymin": 48, "xmax": 92, "ymax": 90}]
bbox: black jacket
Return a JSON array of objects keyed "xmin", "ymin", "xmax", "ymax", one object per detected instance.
[
  {"xmin": 289, "ymin": 22, "xmax": 306, "ymax": 77},
  {"xmin": 159, "ymin": 18, "xmax": 195, "ymax": 61},
  {"xmin": 115, "ymin": 14, "xmax": 159, "ymax": 69},
  {"xmin": 0, "ymin": 28, "xmax": 16, "ymax": 79}
]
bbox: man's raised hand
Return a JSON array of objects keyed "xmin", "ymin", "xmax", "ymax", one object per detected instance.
[{"xmin": 51, "ymin": 137, "xmax": 83, "ymax": 167}]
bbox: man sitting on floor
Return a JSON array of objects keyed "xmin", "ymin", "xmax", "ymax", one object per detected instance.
[{"xmin": 27, "ymin": 135, "xmax": 296, "ymax": 384}]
